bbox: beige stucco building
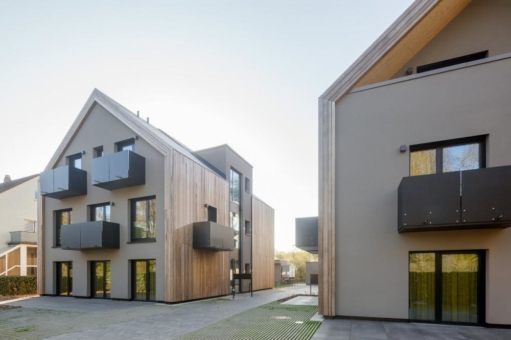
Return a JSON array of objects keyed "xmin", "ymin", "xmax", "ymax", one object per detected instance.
[
  {"xmin": 317, "ymin": 0, "xmax": 511, "ymax": 327},
  {"xmin": 38, "ymin": 90, "xmax": 274, "ymax": 302},
  {"xmin": 0, "ymin": 174, "xmax": 39, "ymax": 277}
]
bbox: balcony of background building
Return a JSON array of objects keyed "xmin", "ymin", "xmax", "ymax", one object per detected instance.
[
  {"xmin": 398, "ymin": 166, "xmax": 511, "ymax": 232},
  {"xmin": 61, "ymin": 221, "xmax": 120, "ymax": 250},
  {"xmin": 40, "ymin": 166, "xmax": 87, "ymax": 199},
  {"xmin": 8, "ymin": 231, "xmax": 37, "ymax": 245},
  {"xmin": 92, "ymin": 150, "xmax": 145, "ymax": 190}
]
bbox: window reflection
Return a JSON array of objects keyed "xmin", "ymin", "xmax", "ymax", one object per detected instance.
[
  {"xmin": 230, "ymin": 169, "xmax": 240, "ymax": 203},
  {"xmin": 410, "ymin": 150, "xmax": 436, "ymax": 176},
  {"xmin": 131, "ymin": 197, "xmax": 156, "ymax": 240},
  {"xmin": 443, "ymin": 144, "xmax": 480, "ymax": 173}
]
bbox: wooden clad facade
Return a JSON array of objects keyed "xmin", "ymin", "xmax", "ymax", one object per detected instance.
[
  {"xmin": 252, "ymin": 197, "xmax": 275, "ymax": 291},
  {"xmin": 167, "ymin": 150, "xmax": 231, "ymax": 302}
]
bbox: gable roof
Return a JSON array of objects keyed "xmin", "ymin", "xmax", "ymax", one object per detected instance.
[
  {"xmin": 321, "ymin": 0, "xmax": 472, "ymax": 102},
  {"xmin": 46, "ymin": 89, "xmax": 224, "ymax": 177},
  {"xmin": 0, "ymin": 174, "xmax": 39, "ymax": 195}
]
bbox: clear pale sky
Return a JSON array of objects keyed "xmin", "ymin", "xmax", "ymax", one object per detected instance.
[{"xmin": 0, "ymin": 0, "xmax": 413, "ymax": 251}]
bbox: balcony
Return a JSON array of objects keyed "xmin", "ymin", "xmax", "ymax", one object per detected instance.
[
  {"xmin": 92, "ymin": 150, "xmax": 145, "ymax": 190},
  {"xmin": 40, "ymin": 166, "xmax": 87, "ymax": 199},
  {"xmin": 8, "ymin": 231, "xmax": 37, "ymax": 245},
  {"xmin": 193, "ymin": 221, "xmax": 234, "ymax": 251},
  {"xmin": 295, "ymin": 217, "xmax": 318, "ymax": 254},
  {"xmin": 398, "ymin": 166, "xmax": 511, "ymax": 232},
  {"xmin": 61, "ymin": 221, "xmax": 120, "ymax": 250}
]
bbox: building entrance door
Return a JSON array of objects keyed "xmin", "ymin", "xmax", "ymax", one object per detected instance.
[{"xmin": 409, "ymin": 251, "xmax": 484, "ymax": 325}]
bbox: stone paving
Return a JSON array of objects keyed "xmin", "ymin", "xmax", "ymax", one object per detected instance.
[
  {"xmin": 0, "ymin": 285, "xmax": 311, "ymax": 340},
  {"xmin": 312, "ymin": 319, "xmax": 511, "ymax": 340}
]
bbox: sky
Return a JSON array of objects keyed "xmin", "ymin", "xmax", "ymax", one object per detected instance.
[{"xmin": 0, "ymin": 0, "xmax": 413, "ymax": 251}]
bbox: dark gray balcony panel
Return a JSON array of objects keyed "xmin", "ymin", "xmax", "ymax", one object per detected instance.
[
  {"xmin": 398, "ymin": 172, "xmax": 461, "ymax": 232},
  {"xmin": 295, "ymin": 217, "xmax": 318, "ymax": 254},
  {"xmin": 462, "ymin": 166, "xmax": 511, "ymax": 225},
  {"xmin": 40, "ymin": 166, "xmax": 87, "ymax": 200},
  {"xmin": 92, "ymin": 150, "xmax": 145, "ymax": 190},
  {"xmin": 61, "ymin": 224, "xmax": 81, "ymax": 250},
  {"xmin": 193, "ymin": 221, "xmax": 234, "ymax": 251},
  {"xmin": 61, "ymin": 221, "xmax": 120, "ymax": 250}
]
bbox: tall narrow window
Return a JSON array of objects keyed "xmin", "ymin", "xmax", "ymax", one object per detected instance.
[
  {"xmin": 56, "ymin": 261, "xmax": 73, "ymax": 296},
  {"xmin": 132, "ymin": 260, "xmax": 156, "ymax": 301},
  {"xmin": 207, "ymin": 205, "xmax": 217, "ymax": 223},
  {"xmin": 230, "ymin": 169, "xmax": 241, "ymax": 203},
  {"xmin": 131, "ymin": 196, "xmax": 156, "ymax": 241},
  {"xmin": 67, "ymin": 153, "xmax": 82, "ymax": 169},
  {"xmin": 55, "ymin": 209, "xmax": 72, "ymax": 247},
  {"xmin": 116, "ymin": 138, "xmax": 135, "ymax": 152},
  {"xmin": 410, "ymin": 136, "xmax": 485, "ymax": 176},
  {"xmin": 230, "ymin": 212, "xmax": 239, "ymax": 249},
  {"xmin": 90, "ymin": 203, "xmax": 111, "ymax": 222},
  {"xmin": 91, "ymin": 261, "xmax": 111, "ymax": 299},
  {"xmin": 245, "ymin": 220, "xmax": 251, "ymax": 235},
  {"xmin": 245, "ymin": 177, "xmax": 251, "ymax": 193}
]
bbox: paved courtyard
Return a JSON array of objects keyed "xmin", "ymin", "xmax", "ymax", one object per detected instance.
[{"xmin": 1, "ymin": 285, "xmax": 511, "ymax": 340}]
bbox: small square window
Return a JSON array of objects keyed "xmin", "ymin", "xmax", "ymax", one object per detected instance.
[
  {"xmin": 207, "ymin": 206, "xmax": 217, "ymax": 223},
  {"xmin": 93, "ymin": 146, "xmax": 104, "ymax": 158},
  {"xmin": 90, "ymin": 203, "xmax": 111, "ymax": 222},
  {"xmin": 116, "ymin": 139, "xmax": 135, "ymax": 152}
]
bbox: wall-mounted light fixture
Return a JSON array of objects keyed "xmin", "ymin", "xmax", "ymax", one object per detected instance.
[
  {"xmin": 406, "ymin": 67, "xmax": 413, "ymax": 75},
  {"xmin": 110, "ymin": 202, "xmax": 115, "ymax": 206},
  {"xmin": 82, "ymin": 150, "xmax": 86, "ymax": 155},
  {"xmin": 134, "ymin": 135, "xmax": 139, "ymax": 140},
  {"xmin": 399, "ymin": 145, "xmax": 407, "ymax": 153}
]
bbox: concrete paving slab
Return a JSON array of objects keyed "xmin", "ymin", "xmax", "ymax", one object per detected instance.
[{"xmin": 282, "ymin": 296, "xmax": 318, "ymax": 306}]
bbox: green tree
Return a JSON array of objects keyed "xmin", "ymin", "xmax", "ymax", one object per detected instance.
[{"xmin": 275, "ymin": 248, "xmax": 318, "ymax": 280}]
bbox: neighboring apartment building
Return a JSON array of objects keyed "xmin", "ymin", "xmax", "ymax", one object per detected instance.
[
  {"xmin": 274, "ymin": 260, "xmax": 296, "ymax": 286},
  {"xmin": 313, "ymin": 0, "xmax": 511, "ymax": 327},
  {"xmin": 0, "ymin": 174, "xmax": 39, "ymax": 277},
  {"xmin": 38, "ymin": 89, "xmax": 274, "ymax": 302}
]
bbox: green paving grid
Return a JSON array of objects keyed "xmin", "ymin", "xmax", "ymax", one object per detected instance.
[{"xmin": 176, "ymin": 301, "xmax": 320, "ymax": 340}]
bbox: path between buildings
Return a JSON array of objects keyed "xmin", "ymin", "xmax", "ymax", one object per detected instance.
[{"xmin": 2, "ymin": 285, "xmax": 314, "ymax": 340}]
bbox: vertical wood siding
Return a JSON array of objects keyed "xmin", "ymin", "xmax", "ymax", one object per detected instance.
[{"xmin": 252, "ymin": 197, "xmax": 275, "ymax": 290}]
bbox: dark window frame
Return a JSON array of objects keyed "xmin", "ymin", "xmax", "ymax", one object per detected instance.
[
  {"xmin": 90, "ymin": 260, "xmax": 111, "ymax": 299},
  {"xmin": 417, "ymin": 51, "xmax": 488, "ymax": 74},
  {"xmin": 409, "ymin": 135, "xmax": 486, "ymax": 176},
  {"xmin": 207, "ymin": 205, "xmax": 217, "ymax": 223},
  {"xmin": 408, "ymin": 250, "xmax": 486, "ymax": 325},
  {"xmin": 93, "ymin": 146, "xmax": 104, "ymax": 158},
  {"xmin": 245, "ymin": 177, "xmax": 251, "ymax": 193},
  {"xmin": 56, "ymin": 261, "xmax": 73, "ymax": 296},
  {"xmin": 116, "ymin": 138, "xmax": 135, "ymax": 152},
  {"xmin": 89, "ymin": 202, "xmax": 112, "ymax": 222},
  {"xmin": 131, "ymin": 259, "xmax": 156, "ymax": 301},
  {"xmin": 67, "ymin": 153, "xmax": 82, "ymax": 169},
  {"xmin": 245, "ymin": 220, "xmax": 251, "ymax": 235},
  {"xmin": 230, "ymin": 168, "xmax": 241, "ymax": 204},
  {"xmin": 130, "ymin": 196, "xmax": 156, "ymax": 242},
  {"xmin": 55, "ymin": 209, "xmax": 72, "ymax": 247}
]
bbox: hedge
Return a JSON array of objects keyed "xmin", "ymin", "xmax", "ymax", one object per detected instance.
[{"xmin": 0, "ymin": 276, "xmax": 37, "ymax": 296}]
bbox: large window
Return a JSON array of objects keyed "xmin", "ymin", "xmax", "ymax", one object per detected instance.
[
  {"xmin": 132, "ymin": 260, "xmax": 156, "ymax": 301},
  {"xmin": 90, "ymin": 203, "xmax": 111, "ymax": 222},
  {"xmin": 55, "ymin": 209, "xmax": 72, "ymax": 247},
  {"xmin": 230, "ymin": 169, "xmax": 241, "ymax": 203},
  {"xmin": 131, "ymin": 196, "xmax": 156, "ymax": 241},
  {"xmin": 410, "ymin": 136, "xmax": 485, "ymax": 176},
  {"xmin": 230, "ymin": 212, "xmax": 239, "ymax": 249},
  {"xmin": 409, "ymin": 251, "xmax": 484, "ymax": 324}
]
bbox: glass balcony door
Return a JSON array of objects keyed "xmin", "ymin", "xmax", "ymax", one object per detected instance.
[
  {"xmin": 91, "ymin": 261, "xmax": 111, "ymax": 299},
  {"xmin": 56, "ymin": 262, "xmax": 73, "ymax": 296},
  {"xmin": 409, "ymin": 251, "xmax": 484, "ymax": 325},
  {"xmin": 132, "ymin": 260, "xmax": 156, "ymax": 301}
]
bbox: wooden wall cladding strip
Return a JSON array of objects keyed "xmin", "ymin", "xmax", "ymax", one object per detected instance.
[
  {"xmin": 168, "ymin": 150, "xmax": 230, "ymax": 302},
  {"xmin": 252, "ymin": 197, "xmax": 275, "ymax": 291}
]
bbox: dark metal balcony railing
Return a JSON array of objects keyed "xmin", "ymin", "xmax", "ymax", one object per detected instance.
[
  {"xmin": 193, "ymin": 221, "xmax": 234, "ymax": 251},
  {"xmin": 398, "ymin": 166, "xmax": 511, "ymax": 232},
  {"xmin": 92, "ymin": 150, "xmax": 145, "ymax": 190},
  {"xmin": 61, "ymin": 221, "xmax": 120, "ymax": 250},
  {"xmin": 295, "ymin": 217, "xmax": 318, "ymax": 254},
  {"xmin": 40, "ymin": 165, "xmax": 87, "ymax": 200}
]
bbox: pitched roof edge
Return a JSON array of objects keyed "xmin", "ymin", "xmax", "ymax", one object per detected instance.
[
  {"xmin": 320, "ymin": 0, "xmax": 438, "ymax": 102},
  {"xmin": 195, "ymin": 144, "xmax": 254, "ymax": 168},
  {"xmin": 0, "ymin": 174, "xmax": 39, "ymax": 195}
]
